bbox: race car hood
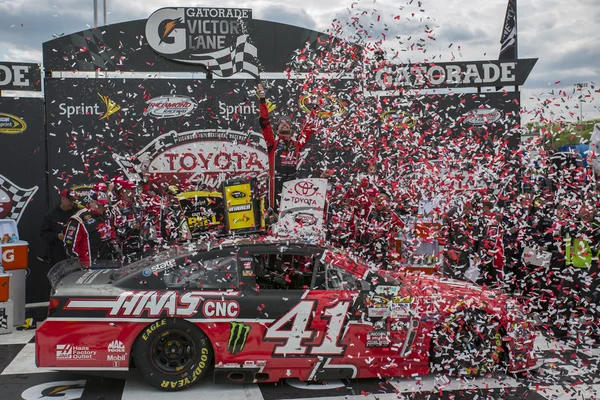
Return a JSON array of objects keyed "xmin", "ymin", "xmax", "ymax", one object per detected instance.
[{"xmin": 396, "ymin": 272, "xmax": 508, "ymax": 305}]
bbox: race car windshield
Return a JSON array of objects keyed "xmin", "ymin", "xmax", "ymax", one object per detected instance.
[{"xmin": 110, "ymin": 247, "xmax": 193, "ymax": 280}]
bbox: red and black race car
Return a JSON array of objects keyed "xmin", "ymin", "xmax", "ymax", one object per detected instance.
[{"xmin": 36, "ymin": 236, "xmax": 538, "ymax": 391}]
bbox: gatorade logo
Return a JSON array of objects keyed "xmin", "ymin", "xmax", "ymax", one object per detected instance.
[{"xmin": 2, "ymin": 248, "xmax": 14, "ymax": 263}]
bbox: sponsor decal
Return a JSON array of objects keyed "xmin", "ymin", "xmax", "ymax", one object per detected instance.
[
  {"xmin": 57, "ymin": 94, "xmax": 120, "ymax": 120},
  {"xmin": 202, "ymin": 300, "xmax": 240, "ymax": 318},
  {"xmin": 219, "ymin": 100, "xmax": 259, "ymax": 119},
  {"xmin": 160, "ymin": 348, "xmax": 209, "ymax": 389},
  {"xmin": 145, "ymin": 95, "xmax": 198, "ymax": 119},
  {"xmin": 0, "ymin": 113, "xmax": 26, "ymax": 134},
  {"xmin": 0, "ymin": 174, "xmax": 38, "ymax": 223},
  {"xmin": 113, "ymin": 129, "xmax": 268, "ymax": 190},
  {"xmin": 65, "ymin": 290, "xmax": 240, "ymax": 318},
  {"xmin": 375, "ymin": 286, "xmax": 401, "ymax": 296},
  {"xmin": 21, "ymin": 380, "xmax": 86, "ymax": 400},
  {"xmin": 379, "ymin": 110, "xmax": 418, "ymax": 129},
  {"xmin": 56, "ymin": 344, "xmax": 97, "ymax": 360},
  {"xmin": 390, "ymin": 303, "xmax": 412, "ymax": 319},
  {"xmin": 366, "ymin": 330, "xmax": 390, "ymax": 347},
  {"xmin": 367, "ymin": 307, "xmax": 388, "ymax": 318},
  {"xmin": 294, "ymin": 213, "xmax": 317, "ymax": 225},
  {"xmin": 107, "ymin": 340, "xmax": 126, "ymax": 353},
  {"xmin": 145, "ymin": 8, "xmax": 258, "ymax": 77},
  {"xmin": 142, "ymin": 259, "xmax": 177, "ymax": 277},
  {"xmin": 463, "ymin": 108, "xmax": 503, "ymax": 125},
  {"xmin": 228, "ymin": 321, "xmax": 250, "ymax": 354},
  {"xmin": 298, "ymin": 94, "xmax": 346, "ymax": 118}
]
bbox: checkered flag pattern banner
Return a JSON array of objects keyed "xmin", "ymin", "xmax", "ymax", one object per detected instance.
[
  {"xmin": 0, "ymin": 175, "xmax": 39, "ymax": 224},
  {"xmin": 0, "ymin": 309, "xmax": 7, "ymax": 330},
  {"xmin": 175, "ymin": 35, "xmax": 260, "ymax": 77}
]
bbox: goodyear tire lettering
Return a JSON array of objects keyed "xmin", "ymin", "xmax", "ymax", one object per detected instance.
[{"xmin": 142, "ymin": 319, "xmax": 166, "ymax": 341}]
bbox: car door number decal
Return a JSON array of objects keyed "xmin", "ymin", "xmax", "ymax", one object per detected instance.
[{"xmin": 264, "ymin": 300, "xmax": 351, "ymax": 356}]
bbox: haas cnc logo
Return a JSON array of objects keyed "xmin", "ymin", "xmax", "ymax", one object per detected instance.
[{"xmin": 0, "ymin": 174, "xmax": 38, "ymax": 223}]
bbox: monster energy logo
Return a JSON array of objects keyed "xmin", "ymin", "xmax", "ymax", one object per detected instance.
[{"xmin": 228, "ymin": 321, "xmax": 250, "ymax": 354}]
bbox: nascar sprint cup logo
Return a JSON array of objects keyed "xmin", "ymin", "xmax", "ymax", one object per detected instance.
[
  {"xmin": 145, "ymin": 95, "xmax": 198, "ymax": 119},
  {"xmin": 145, "ymin": 7, "xmax": 258, "ymax": 76}
]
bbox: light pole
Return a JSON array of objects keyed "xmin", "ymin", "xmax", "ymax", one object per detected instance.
[{"xmin": 575, "ymin": 82, "xmax": 588, "ymax": 133}]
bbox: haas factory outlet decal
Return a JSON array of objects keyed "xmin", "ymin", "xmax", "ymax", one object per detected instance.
[{"xmin": 64, "ymin": 291, "xmax": 242, "ymax": 318}]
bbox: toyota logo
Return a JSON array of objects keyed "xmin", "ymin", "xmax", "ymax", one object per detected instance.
[{"xmin": 294, "ymin": 181, "xmax": 318, "ymax": 197}]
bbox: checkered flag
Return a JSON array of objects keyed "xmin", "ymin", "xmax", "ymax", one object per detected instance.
[
  {"xmin": 0, "ymin": 175, "xmax": 38, "ymax": 224},
  {"xmin": 176, "ymin": 35, "xmax": 260, "ymax": 78}
]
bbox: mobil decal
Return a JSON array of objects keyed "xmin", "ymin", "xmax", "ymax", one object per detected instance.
[
  {"xmin": 113, "ymin": 129, "xmax": 268, "ymax": 190},
  {"xmin": 0, "ymin": 113, "xmax": 26, "ymax": 134},
  {"xmin": 65, "ymin": 290, "xmax": 240, "ymax": 318}
]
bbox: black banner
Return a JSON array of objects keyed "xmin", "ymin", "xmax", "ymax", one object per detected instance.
[
  {"xmin": 0, "ymin": 62, "xmax": 42, "ymax": 92},
  {"xmin": 145, "ymin": 8, "xmax": 257, "ymax": 77},
  {"xmin": 499, "ymin": 0, "xmax": 518, "ymax": 60},
  {"xmin": 42, "ymin": 18, "xmax": 327, "ymax": 75},
  {"xmin": 44, "ymin": 78, "xmax": 521, "ymax": 191},
  {"xmin": 0, "ymin": 97, "xmax": 47, "ymax": 303},
  {"xmin": 368, "ymin": 59, "xmax": 536, "ymax": 90}
]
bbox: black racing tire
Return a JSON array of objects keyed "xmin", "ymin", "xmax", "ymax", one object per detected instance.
[
  {"xmin": 430, "ymin": 310, "xmax": 504, "ymax": 377},
  {"xmin": 133, "ymin": 318, "xmax": 213, "ymax": 391}
]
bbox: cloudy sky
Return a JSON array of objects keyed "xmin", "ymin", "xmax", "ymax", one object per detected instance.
[{"xmin": 1, "ymin": 0, "xmax": 598, "ymax": 122}]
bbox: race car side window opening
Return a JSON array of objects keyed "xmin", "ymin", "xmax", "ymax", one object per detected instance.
[
  {"xmin": 163, "ymin": 256, "xmax": 239, "ymax": 290},
  {"xmin": 315, "ymin": 263, "xmax": 360, "ymax": 291},
  {"xmin": 252, "ymin": 253, "xmax": 317, "ymax": 290}
]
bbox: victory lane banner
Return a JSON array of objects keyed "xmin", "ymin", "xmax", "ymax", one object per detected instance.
[{"xmin": 145, "ymin": 8, "xmax": 258, "ymax": 77}]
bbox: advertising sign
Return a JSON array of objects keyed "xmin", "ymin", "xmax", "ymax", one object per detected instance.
[
  {"xmin": 145, "ymin": 7, "xmax": 258, "ymax": 76},
  {"xmin": 223, "ymin": 179, "xmax": 259, "ymax": 232},
  {"xmin": 369, "ymin": 59, "xmax": 536, "ymax": 90},
  {"xmin": 0, "ymin": 62, "xmax": 41, "ymax": 92},
  {"xmin": 0, "ymin": 97, "xmax": 46, "ymax": 303},
  {"xmin": 274, "ymin": 178, "xmax": 327, "ymax": 238},
  {"xmin": 176, "ymin": 191, "xmax": 224, "ymax": 238},
  {"xmin": 0, "ymin": 113, "xmax": 27, "ymax": 134}
]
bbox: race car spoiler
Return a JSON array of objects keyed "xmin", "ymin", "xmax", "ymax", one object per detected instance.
[{"xmin": 47, "ymin": 259, "xmax": 122, "ymax": 289}]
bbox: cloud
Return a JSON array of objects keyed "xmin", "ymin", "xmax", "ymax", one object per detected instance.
[{"xmin": 256, "ymin": 6, "xmax": 317, "ymax": 30}]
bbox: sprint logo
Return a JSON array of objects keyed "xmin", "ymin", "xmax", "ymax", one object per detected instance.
[
  {"xmin": 107, "ymin": 340, "xmax": 126, "ymax": 353},
  {"xmin": 98, "ymin": 93, "xmax": 121, "ymax": 120},
  {"xmin": 228, "ymin": 321, "xmax": 250, "ymax": 354}
]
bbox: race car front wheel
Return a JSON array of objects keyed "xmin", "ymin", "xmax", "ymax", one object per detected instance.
[
  {"xmin": 133, "ymin": 319, "xmax": 213, "ymax": 391},
  {"xmin": 429, "ymin": 310, "xmax": 504, "ymax": 376}
]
